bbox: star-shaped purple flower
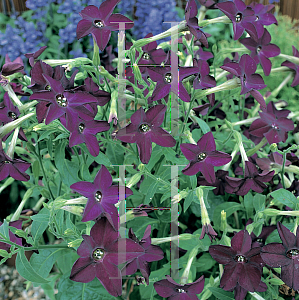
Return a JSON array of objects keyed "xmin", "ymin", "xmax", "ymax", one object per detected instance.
[
  {"xmin": 281, "ymin": 46, "xmax": 299, "ymax": 87},
  {"xmin": 0, "ymin": 141, "xmax": 30, "ymax": 181},
  {"xmin": 209, "ymin": 230, "xmax": 266, "ymax": 294},
  {"xmin": 225, "ymin": 161, "xmax": 274, "ymax": 196},
  {"xmin": 0, "ymin": 220, "xmax": 23, "ymax": 251},
  {"xmin": 221, "ymin": 54, "xmax": 267, "ymax": 109},
  {"xmin": 180, "ymin": 131, "xmax": 232, "ymax": 183},
  {"xmin": 25, "ymin": 46, "xmax": 47, "ymax": 67},
  {"xmin": 249, "ymin": 2, "xmax": 278, "ymax": 39},
  {"xmin": 116, "ymin": 105, "xmax": 176, "ymax": 164},
  {"xmin": 121, "ymin": 225, "xmax": 164, "ymax": 284},
  {"xmin": 249, "ymin": 101, "xmax": 294, "ymax": 144},
  {"xmin": 185, "ymin": 0, "xmax": 208, "ymax": 48},
  {"xmin": 70, "ymin": 165, "xmax": 133, "ymax": 229},
  {"xmin": 216, "ymin": 0, "xmax": 258, "ymax": 41},
  {"xmin": 147, "ymin": 53, "xmax": 198, "ymax": 103},
  {"xmin": 261, "ymin": 222, "xmax": 299, "ymax": 291},
  {"xmin": 256, "ymin": 152, "xmax": 291, "ymax": 175},
  {"xmin": 154, "ymin": 275, "xmax": 205, "ymax": 300},
  {"xmin": 240, "ymin": 29, "xmax": 280, "ymax": 76},
  {"xmin": 70, "ymin": 217, "xmax": 144, "ymax": 297},
  {"xmin": 76, "ymin": 1, "xmax": 134, "ymax": 51}
]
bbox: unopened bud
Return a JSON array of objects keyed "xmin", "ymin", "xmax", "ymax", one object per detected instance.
[
  {"xmin": 61, "ymin": 206, "xmax": 84, "ymax": 216},
  {"xmin": 270, "ymin": 143, "xmax": 278, "ymax": 152},
  {"xmin": 138, "ymin": 163, "xmax": 145, "ymax": 171},
  {"xmin": 68, "ymin": 238, "xmax": 83, "ymax": 248},
  {"xmin": 220, "ymin": 210, "xmax": 227, "ymax": 232},
  {"xmin": 127, "ymin": 173, "xmax": 142, "ymax": 188},
  {"xmin": 0, "ymin": 249, "xmax": 9, "ymax": 257},
  {"xmin": 64, "ymin": 228, "xmax": 77, "ymax": 237}
]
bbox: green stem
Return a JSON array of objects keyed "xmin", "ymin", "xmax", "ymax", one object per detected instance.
[
  {"xmin": 281, "ymin": 151, "xmax": 287, "ymax": 189},
  {"xmin": 246, "ymin": 137, "xmax": 268, "ymax": 157},
  {"xmin": 271, "ymin": 72, "xmax": 293, "ymax": 98}
]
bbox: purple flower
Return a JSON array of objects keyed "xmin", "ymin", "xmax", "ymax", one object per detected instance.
[
  {"xmin": 194, "ymin": 46, "xmax": 214, "ymax": 61},
  {"xmin": 223, "ymin": 52, "xmax": 240, "ymax": 80},
  {"xmin": 0, "ymin": 93, "xmax": 27, "ymax": 142},
  {"xmin": 0, "ymin": 142, "xmax": 30, "ymax": 181},
  {"xmin": 249, "ymin": 2, "xmax": 278, "ymax": 39},
  {"xmin": 185, "ymin": 0, "xmax": 208, "ymax": 48},
  {"xmin": 216, "ymin": 0, "xmax": 258, "ymax": 41},
  {"xmin": 24, "ymin": 45, "xmax": 47, "ymax": 67},
  {"xmin": 261, "ymin": 222, "xmax": 299, "ymax": 291},
  {"xmin": 64, "ymin": 112, "xmax": 110, "ymax": 157},
  {"xmin": 249, "ymin": 101, "xmax": 294, "ymax": 144},
  {"xmin": 147, "ymin": 53, "xmax": 198, "ymax": 103},
  {"xmin": 29, "ymin": 74, "xmax": 98, "ymax": 125},
  {"xmin": 121, "ymin": 225, "xmax": 164, "ymax": 284},
  {"xmin": 180, "ymin": 131, "xmax": 232, "ymax": 183},
  {"xmin": 154, "ymin": 275, "xmax": 205, "ymax": 300},
  {"xmin": 221, "ymin": 54, "xmax": 267, "ymax": 109},
  {"xmin": 281, "ymin": 46, "xmax": 299, "ymax": 87},
  {"xmin": 200, "ymin": 224, "xmax": 218, "ymax": 241},
  {"xmin": 70, "ymin": 218, "xmax": 144, "ymax": 297},
  {"xmin": 0, "ymin": 220, "xmax": 23, "ymax": 251},
  {"xmin": 115, "ymin": 105, "xmax": 176, "ymax": 164},
  {"xmin": 240, "ymin": 29, "xmax": 280, "ymax": 76},
  {"xmin": 70, "ymin": 165, "xmax": 133, "ymax": 229},
  {"xmin": 132, "ymin": 204, "xmax": 154, "ymax": 217},
  {"xmin": 209, "ymin": 230, "xmax": 266, "ymax": 294},
  {"xmin": 226, "ymin": 160, "xmax": 274, "ymax": 196},
  {"xmin": 0, "ymin": 61, "xmax": 24, "ymax": 86},
  {"xmin": 5, "ymin": 54, "xmax": 26, "ymax": 75},
  {"xmin": 256, "ymin": 152, "xmax": 291, "ymax": 174},
  {"xmin": 76, "ymin": 2, "xmax": 134, "ymax": 51}
]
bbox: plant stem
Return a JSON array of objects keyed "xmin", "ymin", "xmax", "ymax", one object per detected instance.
[
  {"xmin": 281, "ymin": 151, "xmax": 287, "ymax": 189},
  {"xmin": 246, "ymin": 137, "xmax": 268, "ymax": 157},
  {"xmin": 271, "ymin": 72, "xmax": 293, "ymax": 98}
]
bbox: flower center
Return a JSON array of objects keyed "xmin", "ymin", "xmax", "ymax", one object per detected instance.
[
  {"xmin": 256, "ymin": 238, "xmax": 263, "ymax": 243},
  {"xmin": 45, "ymin": 85, "xmax": 51, "ymax": 91},
  {"xmin": 139, "ymin": 123, "xmax": 151, "ymax": 133},
  {"xmin": 4, "ymin": 161, "xmax": 11, "ymax": 164},
  {"xmin": 272, "ymin": 123, "xmax": 279, "ymax": 130},
  {"xmin": 8, "ymin": 111, "xmax": 17, "ymax": 120},
  {"xmin": 142, "ymin": 52, "xmax": 150, "ymax": 60},
  {"xmin": 164, "ymin": 72, "xmax": 172, "ymax": 83},
  {"xmin": 257, "ymin": 46, "xmax": 262, "ymax": 53},
  {"xmin": 235, "ymin": 13, "xmax": 242, "ymax": 23},
  {"xmin": 287, "ymin": 249, "xmax": 299, "ymax": 259},
  {"xmin": 176, "ymin": 288, "xmax": 186, "ymax": 293},
  {"xmin": 56, "ymin": 94, "xmax": 67, "ymax": 107},
  {"xmin": 94, "ymin": 20, "xmax": 104, "ymax": 28},
  {"xmin": 78, "ymin": 123, "xmax": 85, "ymax": 133},
  {"xmin": 256, "ymin": 16, "xmax": 259, "ymax": 21},
  {"xmin": 235, "ymin": 255, "xmax": 247, "ymax": 262},
  {"xmin": 95, "ymin": 191, "xmax": 102, "ymax": 202},
  {"xmin": 198, "ymin": 152, "xmax": 207, "ymax": 161},
  {"xmin": 92, "ymin": 248, "xmax": 105, "ymax": 261}
]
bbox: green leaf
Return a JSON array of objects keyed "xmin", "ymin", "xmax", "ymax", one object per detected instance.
[
  {"xmin": 52, "ymin": 133, "xmax": 69, "ymax": 142},
  {"xmin": 196, "ymin": 253, "xmax": 216, "ymax": 272},
  {"xmin": 105, "ymin": 143, "xmax": 124, "ymax": 165},
  {"xmin": 56, "ymin": 273, "xmax": 115, "ymax": 300},
  {"xmin": 209, "ymin": 287, "xmax": 234, "ymax": 300},
  {"xmin": 32, "ymin": 160, "xmax": 40, "ymax": 184},
  {"xmin": 244, "ymin": 192, "xmax": 254, "ymax": 219},
  {"xmin": 184, "ymin": 190, "xmax": 194, "ymax": 213},
  {"xmin": 213, "ymin": 202, "xmax": 244, "ymax": 230},
  {"xmin": 54, "ymin": 140, "xmax": 67, "ymax": 176},
  {"xmin": 81, "ymin": 144, "xmax": 111, "ymax": 167},
  {"xmin": 144, "ymin": 181, "xmax": 159, "ymax": 205},
  {"xmin": 16, "ymin": 249, "xmax": 49, "ymax": 284},
  {"xmin": 0, "ymin": 219, "xmax": 9, "ymax": 240},
  {"xmin": 194, "ymin": 116, "xmax": 210, "ymax": 134},
  {"xmin": 31, "ymin": 207, "xmax": 50, "ymax": 244},
  {"xmin": 253, "ymin": 194, "xmax": 266, "ymax": 212},
  {"xmin": 126, "ymin": 217, "xmax": 160, "ymax": 239},
  {"xmin": 190, "ymin": 175, "xmax": 197, "ymax": 189},
  {"xmin": 30, "ymin": 248, "xmax": 65, "ymax": 279},
  {"xmin": 269, "ymin": 278, "xmax": 285, "ymax": 285},
  {"xmin": 270, "ymin": 189, "xmax": 298, "ymax": 210}
]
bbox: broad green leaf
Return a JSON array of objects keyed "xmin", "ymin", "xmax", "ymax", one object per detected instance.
[
  {"xmin": 56, "ymin": 273, "xmax": 115, "ymax": 300},
  {"xmin": 270, "ymin": 189, "xmax": 298, "ymax": 210},
  {"xmin": 209, "ymin": 287, "xmax": 234, "ymax": 300},
  {"xmin": 54, "ymin": 140, "xmax": 67, "ymax": 176},
  {"xmin": 16, "ymin": 249, "xmax": 49, "ymax": 284},
  {"xmin": 244, "ymin": 192, "xmax": 254, "ymax": 219},
  {"xmin": 253, "ymin": 194, "xmax": 266, "ymax": 212},
  {"xmin": 184, "ymin": 190, "xmax": 194, "ymax": 213},
  {"xmin": 196, "ymin": 253, "xmax": 216, "ymax": 272},
  {"xmin": 194, "ymin": 116, "xmax": 210, "ymax": 134},
  {"xmin": 144, "ymin": 181, "xmax": 159, "ymax": 205},
  {"xmin": 0, "ymin": 219, "xmax": 9, "ymax": 240},
  {"xmin": 31, "ymin": 207, "xmax": 50, "ymax": 244},
  {"xmin": 105, "ymin": 143, "xmax": 124, "ymax": 165}
]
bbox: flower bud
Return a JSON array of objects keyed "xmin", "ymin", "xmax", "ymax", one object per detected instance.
[
  {"xmin": 127, "ymin": 173, "xmax": 142, "ymax": 188},
  {"xmin": 0, "ymin": 249, "xmax": 9, "ymax": 257},
  {"xmin": 108, "ymin": 90, "xmax": 118, "ymax": 125},
  {"xmin": 68, "ymin": 238, "xmax": 83, "ymax": 248},
  {"xmin": 61, "ymin": 206, "xmax": 84, "ymax": 216},
  {"xmin": 138, "ymin": 163, "xmax": 145, "ymax": 171},
  {"xmin": 132, "ymin": 63, "xmax": 143, "ymax": 83},
  {"xmin": 270, "ymin": 143, "xmax": 278, "ymax": 152},
  {"xmin": 64, "ymin": 228, "xmax": 77, "ymax": 237},
  {"xmin": 220, "ymin": 210, "xmax": 227, "ymax": 232},
  {"xmin": 263, "ymin": 208, "xmax": 280, "ymax": 217}
]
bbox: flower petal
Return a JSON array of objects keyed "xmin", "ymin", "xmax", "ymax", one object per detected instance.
[{"xmin": 70, "ymin": 257, "xmax": 95, "ymax": 283}]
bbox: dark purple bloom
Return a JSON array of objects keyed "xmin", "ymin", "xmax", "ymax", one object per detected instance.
[
  {"xmin": 0, "ymin": 142, "xmax": 30, "ymax": 181},
  {"xmin": 230, "ymin": 282, "xmax": 267, "ymax": 300},
  {"xmin": 226, "ymin": 160, "xmax": 274, "ymax": 196},
  {"xmin": 0, "ymin": 93, "xmax": 27, "ymax": 142},
  {"xmin": 261, "ymin": 222, "xmax": 299, "ymax": 291},
  {"xmin": 30, "ymin": 74, "xmax": 98, "ymax": 125},
  {"xmin": 195, "ymin": 47, "xmax": 214, "ymax": 61},
  {"xmin": 0, "ymin": 220, "xmax": 23, "ymax": 251},
  {"xmin": 249, "ymin": 2, "xmax": 277, "ymax": 39},
  {"xmin": 76, "ymin": 2, "xmax": 134, "ymax": 51},
  {"xmin": 200, "ymin": 224, "xmax": 218, "ymax": 241},
  {"xmin": 116, "ymin": 105, "xmax": 176, "ymax": 164},
  {"xmin": 70, "ymin": 218, "xmax": 144, "ymax": 297},
  {"xmin": 147, "ymin": 53, "xmax": 198, "ymax": 103},
  {"xmin": 121, "ymin": 225, "xmax": 164, "ymax": 284},
  {"xmin": 223, "ymin": 52, "xmax": 240, "ymax": 80},
  {"xmin": 240, "ymin": 29, "xmax": 280, "ymax": 76},
  {"xmin": 209, "ymin": 230, "xmax": 265, "ymax": 293},
  {"xmin": 180, "ymin": 131, "xmax": 232, "ymax": 183},
  {"xmin": 197, "ymin": 169, "xmax": 236, "ymax": 195},
  {"xmin": 5, "ymin": 54, "xmax": 26, "ymax": 75},
  {"xmin": 185, "ymin": 0, "xmax": 208, "ymax": 48},
  {"xmin": 64, "ymin": 112, "xmax": 109, "ymax": 157},
  {"xmin": 281, "ymin": 46, "xmax": 299, "ymax": 87},
  {"xmin": 154, "ymin": 275, "xmax": 205, "ymax": 300},
  {"xmin": 216, "ymin": 0, "xmax": 258, "ymax": 41},
  {"xmin": 249, "ymin": 101, "xmax": 294, "ymax": 144},
  {"xmin": 70, "ymin": 165, "xmax": 133, "ymax": 229},
  {"xmin": 256, "ymin": 152, "xmax": 291, "ymax": 175},
  {"xmin": 288, "ymin": 180, "xmax": 299, "ymax": 197},
  {"xmin": 25, "ymin": 46, "xmax": 47, "ymax": 67},
  {"xmin": 0, "ymin": 61, "xmax": 24, "ymax": 86},
  {"xmin": 132, "ymin": 204, "xmax": 154, "ymax": 217},
  {"xmin": 221, "ymin": 54, "xmax": 267, "ymax": 109}
]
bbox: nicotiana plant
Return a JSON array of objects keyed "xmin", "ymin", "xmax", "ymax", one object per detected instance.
[{"xmin": 0, "ymin": 0, "xmax": 299, "ymax": 299}]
